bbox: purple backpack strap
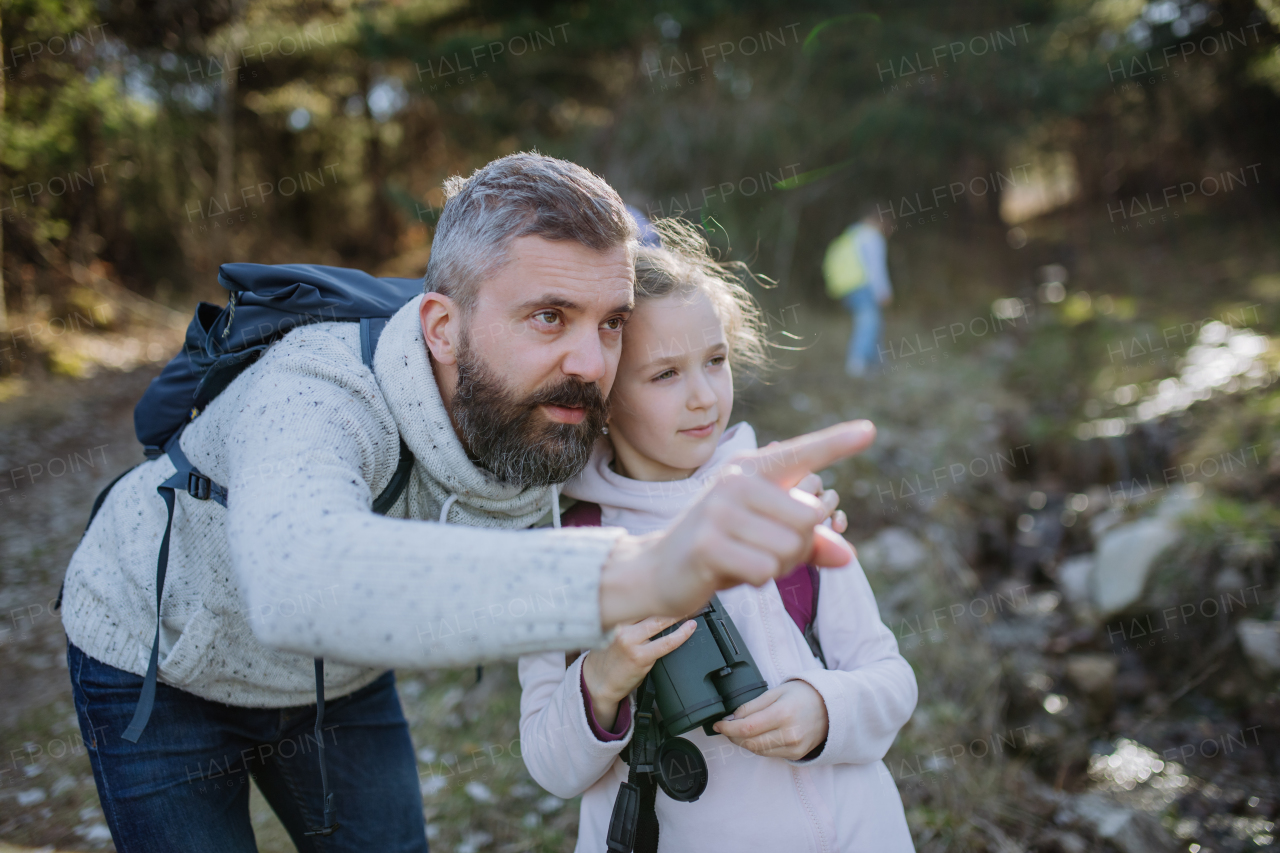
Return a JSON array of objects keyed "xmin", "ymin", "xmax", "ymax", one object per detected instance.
[{"xmin": 561, "ymin": 500, "xmax": 602, "ymax": 527}]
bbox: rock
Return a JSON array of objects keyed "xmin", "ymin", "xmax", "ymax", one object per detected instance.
[
  {"xmin": 1090, "ymin": 518, "xmax": 1181, "ymax": 618},
  {"xmin": 988, "ymin": 619, "xmax": 1052, "ymax": 653},
  {"xmin": 1089, "ymin": 508, "xmax": 1125, "ymax": 540},
  {"xmin": 1034, "ymin": 829, "xmax": 1089, "ymax": 853},
  {"xmin": 1057, "ymin": 793, "xmax": 1176, "ymax": 853},
  {"xmin": 1056, "ymin": 555, "xmax": 1095, "ymax": 608},
  {"xmin": 858, "ymin": 526, "xmax": 928, "ymax": 574},
  {"xmin": 1237, "ymin": 619, "xmax": 1280, "ymax": 677},
  {"xmin": 1213, "ymin": 566, "xmax": 1248, "ymax": 593},
  {"xmin": 1065, "ymin": 654, "xmax": 1118, "ymax": 697}
]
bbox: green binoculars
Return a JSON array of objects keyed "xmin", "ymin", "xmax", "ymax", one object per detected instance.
[
  {"xmin": 606, "ymin": 593, "xmax": 770, "ymax": 850},
  {"xmin": 647, "ymin": 593, "xmax": 769, "ymax": 738},
  {"xmin": 607, "ymin": 595, "xmax": 769, "ymax": 848}
]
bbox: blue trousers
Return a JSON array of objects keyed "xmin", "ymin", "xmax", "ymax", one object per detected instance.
[
  {"xmin": 842, "ymin": 287, "xmax": 882, "ymax": 371},
  {"xmin": 67, "ymin": 641, "xmax": 429, "ymax": 853}
]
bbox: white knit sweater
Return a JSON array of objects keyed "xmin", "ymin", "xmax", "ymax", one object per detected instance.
[{"xmin": 60, "ymin": 295, "xmax": 623, "ymax": 708}]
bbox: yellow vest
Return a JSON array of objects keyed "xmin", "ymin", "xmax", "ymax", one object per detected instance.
[{"xmin": 823, "ymin": 226, "xmax": 868, "ymax": 299}]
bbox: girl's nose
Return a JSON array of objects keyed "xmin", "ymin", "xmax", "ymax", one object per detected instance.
[{"xmin": 687, "ymin": 371, "xmax": 718, "ymax": 410}]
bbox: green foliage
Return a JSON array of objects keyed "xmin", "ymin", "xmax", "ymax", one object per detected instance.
[{"xmin": 1, "ymin": 0, "xmax": 1276, "ymax": 301}]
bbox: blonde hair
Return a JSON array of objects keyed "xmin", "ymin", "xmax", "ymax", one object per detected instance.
[{"xmin": 633, "ymin": 218, "xmax": 770, "ymax": 376}]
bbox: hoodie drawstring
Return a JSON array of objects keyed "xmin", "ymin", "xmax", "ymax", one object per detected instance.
[
  {"xmin": 438, "ymin": 494, "xmax": 458, "ymax": 524},
  {"xmin": 437, "ymin": 487, "xmax": 556, "ymax": 526}
]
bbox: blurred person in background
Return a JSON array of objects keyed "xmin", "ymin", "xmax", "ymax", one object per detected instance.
[{"xmin": 823, "ymin": 206, "xmax": 895, "ymax": 377}]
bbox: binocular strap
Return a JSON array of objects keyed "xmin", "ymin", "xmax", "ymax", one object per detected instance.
[{"xmin": 606, "ymin": 678, "xmax": 660, "ymax": 853}]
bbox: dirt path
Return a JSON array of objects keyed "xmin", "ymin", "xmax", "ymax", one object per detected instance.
[{"xmin": 0, "ymin": 367, "xmax": 158, "ymax": 849}]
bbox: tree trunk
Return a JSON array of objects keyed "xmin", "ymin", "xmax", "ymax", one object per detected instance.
[
  {"xmin": 360, "ymin": 69, "xmax": 397, "ymax": 261},
  {"xmin": 773, "ymin": 192, "xmax": 803, "ymax": 287},
  {"xmin": 211, "ymin": 46, "xmax": 237, "ymax": 264},
  {"xmin": 0, "ymin": 9, "xmax": 7, "ymax": 332}
]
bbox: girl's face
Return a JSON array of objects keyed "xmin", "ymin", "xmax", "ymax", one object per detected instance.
[{"xmin": 607, "ymin": 289, "xmax": 733, "ymax": 482}]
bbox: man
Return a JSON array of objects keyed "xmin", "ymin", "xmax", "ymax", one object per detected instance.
[
  {"xmin": 60, "ymin": 152, "xmax": 874, "ymax": 851},
  {"xmin": 823, "ymin": 206, "xmax": 895, "ymax": 377}
]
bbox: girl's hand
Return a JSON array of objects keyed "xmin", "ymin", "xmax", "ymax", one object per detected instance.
[
  {"xmin": 711, "ymin": 680, "xmax": 829, "ymax": 760},
  {"xmin": 581, "ymin": 615, "xmax": 697, "ymax": 730}
]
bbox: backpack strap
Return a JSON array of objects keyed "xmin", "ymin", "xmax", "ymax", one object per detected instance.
[
  {"xmin": 360, "ymin": 317, "xmax": 415, "ymax": 515},
  {"xmin": 802, "ymin": 565, "xmax": 827, "ymax": 669},
  {"xmin": 122, "ymin": 428, "xmax": 227, "ymax": 743},
  {"xmin": 359, "ymin": 316, "xmax": 387, "ymax": 368},
  {"xmin": 303, "ymin": 658, "xmax": 339, "ymax": 836}
]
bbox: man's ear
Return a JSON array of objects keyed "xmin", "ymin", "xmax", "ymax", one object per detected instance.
[{"xmin": 419, "ymin": 292, "xmax": 459, "ymax": 365}]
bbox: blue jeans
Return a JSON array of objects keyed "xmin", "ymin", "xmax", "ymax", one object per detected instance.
[
  {"xmin": 842, "ymin": 287, "xmax": 883, "ymax": 372},
  {"xmin": 67, "ymin": 641, "xmax": 429, "ymax": 853}
]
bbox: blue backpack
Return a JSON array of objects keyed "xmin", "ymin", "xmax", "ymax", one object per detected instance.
[{"xmin": 64, "ymin": 263, "xmax": 423, "ymax": 836}]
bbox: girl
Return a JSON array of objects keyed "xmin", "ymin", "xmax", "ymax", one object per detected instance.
[{"xmin": 518, "ymin": 221, "xmax": 918, "ymax": 852}]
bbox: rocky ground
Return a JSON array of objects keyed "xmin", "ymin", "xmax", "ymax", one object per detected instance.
[{"xmin": 1, "ymin": 219, "xmax": 1278, "ymax": 852}]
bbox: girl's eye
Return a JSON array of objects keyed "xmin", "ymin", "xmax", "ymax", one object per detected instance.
[
  {"xmin": 654, "ymin": 369, "xmax": 676, "ymax": 381},
  {"xmin": 708, "ymin": 355, "xmax": 726, "ymax": 367}
]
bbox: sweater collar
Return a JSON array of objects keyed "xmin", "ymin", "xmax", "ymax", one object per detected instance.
[{"xmin": 371, "ymin": 295, "xmax": 554, "ymax": 528}]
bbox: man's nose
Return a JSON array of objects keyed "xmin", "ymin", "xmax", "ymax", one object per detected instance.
[{"xmin": 560, "ymin": 328, "xmax": 607, "ymax": 384}]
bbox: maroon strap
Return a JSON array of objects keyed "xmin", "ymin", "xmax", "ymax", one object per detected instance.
[
  {"xmin": 774, "ymin": 563, "xmax": 814, "ymax": 633},
  {"xmin": 561, "ymin": 500, "xmax": 602, "ymax": 528}
]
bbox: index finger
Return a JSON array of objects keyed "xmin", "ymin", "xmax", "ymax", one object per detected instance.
[
  {"xmin": 739, "ymin": 421, "xmax": 876, "ymax": 489},
  {"xmin": 631, "ymin": 614, "xmax": 688, "ymax": 640}
]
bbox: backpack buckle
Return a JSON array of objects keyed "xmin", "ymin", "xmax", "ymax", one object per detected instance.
[{"xmin": 187, "ymin": 472, "xmax": 212, "ymax": 501}]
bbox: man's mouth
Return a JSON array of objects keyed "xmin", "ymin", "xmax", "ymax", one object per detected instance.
[
  {"xmin": 679, "ymin": 422, "xmax": 716, "ymax": 438},
  {"xmin": 541, "ymin": 404, "xmax": 587, "ymax": 425}
]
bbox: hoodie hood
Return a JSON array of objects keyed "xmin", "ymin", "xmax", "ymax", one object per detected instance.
[
  {"xmin": 372, "ymin": 295, "xmax": 557, "ymax": 528},
  {"xmin": 562, "ymin": 421, "xmax": 758, "ymax": 534}
]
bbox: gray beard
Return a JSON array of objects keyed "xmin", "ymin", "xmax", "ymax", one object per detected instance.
[{"xmin": 450, "ymin": 333, "xmax": 608, "ymax": 488}]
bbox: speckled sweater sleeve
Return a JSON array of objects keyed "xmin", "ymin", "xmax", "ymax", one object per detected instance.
[{"xmin": 218, "ymin": 344, "xmax": 623, "ymax": 670}]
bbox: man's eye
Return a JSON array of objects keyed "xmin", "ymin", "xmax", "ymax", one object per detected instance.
[
  {"xmin": 533, "ymin": 310, "xmax": 560, "ymax": 325},
  {"xmin": 604, "ymin": 316, "xmax": 625, "ymax": 331}
]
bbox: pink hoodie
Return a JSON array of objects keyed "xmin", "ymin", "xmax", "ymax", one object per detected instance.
[{"xmin": 518, "ymin": 423, "xmax": 918, "ymax": 852}]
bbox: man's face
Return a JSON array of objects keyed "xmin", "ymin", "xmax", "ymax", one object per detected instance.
[{"xmin": 448, "ymin": 236, "xmax": 634, "ymax": 487}]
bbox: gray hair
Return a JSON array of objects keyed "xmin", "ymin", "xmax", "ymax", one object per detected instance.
[{"xmin": 423, "ymin": 152, "xmax": 638, "ymax": 314}]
